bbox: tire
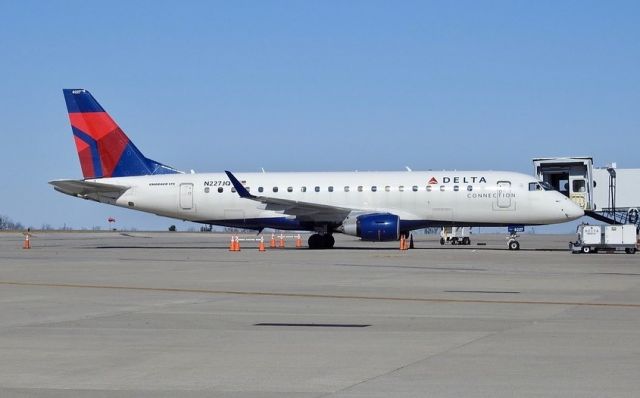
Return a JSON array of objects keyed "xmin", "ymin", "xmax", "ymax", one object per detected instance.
[
  {"xmin": 508, "ymin": 240, "xmax": 520, "ymax": 250},
  {"xmin": 626, "ymin": 248, "xmax": 637, "ymax": 254},
  {"xmin": 581, "ymin": 246, "xmax": 591, "ymax": 254},
  {"xmin": 323, "ymin": 234, "xmax": 335, "ymax": 249},
  {"xmin": 308, "ymin": 234, "xmax": 322, "ymax": 249},
  {"xmin": 440, "ymin": 238, "xmax": 445, "ymax": 245},
  {"xmin": 462, "ymin": 237, "xmax": 471, "ymax": 245}
]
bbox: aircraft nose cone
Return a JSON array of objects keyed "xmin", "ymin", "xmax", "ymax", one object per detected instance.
[{"xmin": 563, "ymin": 199, "xmax": 584, "ymax": 220}]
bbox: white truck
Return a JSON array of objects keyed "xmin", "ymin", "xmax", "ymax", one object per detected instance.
[
  {"xmin": 570, "ymin": 224, "xmax": 638, "ymax": 254},
  {"xmin": 440, "ymin": 227, "xmax": 471, "ymax": 245}
]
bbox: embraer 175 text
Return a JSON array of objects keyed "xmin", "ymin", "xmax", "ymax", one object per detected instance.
[{"xmin": 50, "ymin": 89, "xmax": 584, "ymax": 249}]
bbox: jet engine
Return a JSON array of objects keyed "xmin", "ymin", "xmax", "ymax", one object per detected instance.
[{"xmin": 339, "ymin": 213, "xmax": 400, "ymax": 241}]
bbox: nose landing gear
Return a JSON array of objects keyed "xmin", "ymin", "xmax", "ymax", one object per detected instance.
[{"xmin": 506, "ymin": 225, "xmax": 524, "ymax": 250}]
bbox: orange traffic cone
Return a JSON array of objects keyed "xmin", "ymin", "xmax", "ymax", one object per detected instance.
[
  {"xmin": 235, "ymin": 236, "xmax": 241, "ymax": 252},
  {"xmin": 295, "ymin": 234, "xmax": 302, "ymax": 248},
  {"xmin": 399, "ymin": 235, "xmax": 406, "ymax": 251},
  {"xmin": 270, "ymin": 234, "xmax": 276, "ymax": 248},
  {"xmin": 258, "ymin": 236, "xmax": 266, "ymax": 252},
  {"xmin": 229, "ymin": 236, "xmax": 236, "ymax": 251},
  {"xmin": 279, "ymin": 234, "xmax": 285, "ymax": 248},
  {"xmin": 22, "ymin": 233, "xmax": 31, "ymax": 250}
]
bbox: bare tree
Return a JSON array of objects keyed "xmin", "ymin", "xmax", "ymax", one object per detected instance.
[{"xmin": 0, "ymin": 215, "xmax": 24, "ymax": 231}]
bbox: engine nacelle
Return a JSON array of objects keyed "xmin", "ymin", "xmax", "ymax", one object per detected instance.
[{"xmin": 340, "ymin": 213, "xmax": 400, "ymax": 241}]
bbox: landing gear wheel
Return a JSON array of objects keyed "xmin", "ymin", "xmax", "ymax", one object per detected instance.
[
  {"xmin": 506, "ymin": 230, "xmax": 521, "ymax": 251},
  {"xmin": 581, "ymin": 246, "xmax": 591, "ymax": 254},
  {"xmin": 462, "ymin": 237, "xmax": 471, "ymax": 245},
  {"xmin": 322, "ymin": 234, "xmax": 335, "ymax": 249},
  {"xmin": 626, "ymin": 248, "xmax": 637, "ymax": 254},
  {"xmin": 308, "ymin": 234, "xmax": 323, "ymax": 250},
  {"xmin": 440, "ymin": 238, "xmax": 445, "ymax": 245},
  {"xmin": 308, "ymin": 234, "xmax": 334, "ymax": 249}
]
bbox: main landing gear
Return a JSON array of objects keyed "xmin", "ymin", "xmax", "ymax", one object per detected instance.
[{"xmin": 308, "ymin": 233, "xmax": 335, "ymax": 249}]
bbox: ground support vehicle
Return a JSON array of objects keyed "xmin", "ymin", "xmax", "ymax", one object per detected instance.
[{"xmin": 570, "ymin": 224, "xmax": 637, "ymax": 254}]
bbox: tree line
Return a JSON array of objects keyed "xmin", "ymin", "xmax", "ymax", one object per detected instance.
[{"xmin": 0, "ymin": 215, "xmax": 24, "ymax": 231}]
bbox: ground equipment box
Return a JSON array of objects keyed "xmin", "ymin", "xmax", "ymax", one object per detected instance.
[
  {"xmin": 571, "ymin": 224, "xmax": 637, "ymax": 254},
  {"xmin": 440, "ymin": 227, "xmax": 471, "ymax": 245}
]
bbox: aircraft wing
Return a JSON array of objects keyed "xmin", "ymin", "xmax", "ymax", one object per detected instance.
[
  {"xmin": 225, "ymin": 171, "xmax": 353, "ymax": 223},
  {"xmin": 49, "ymin": 179, "xmax": 130, "ymax": 201}
]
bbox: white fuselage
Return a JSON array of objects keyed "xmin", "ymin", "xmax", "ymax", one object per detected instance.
[{"xmin": 87, "ymin": 170, "xmax": 584, "ymax": 230}]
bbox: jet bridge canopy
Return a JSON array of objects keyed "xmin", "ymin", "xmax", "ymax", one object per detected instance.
[
  {"xmin": 532, "ymin": 157, "xmax": 594, "ymax": 210},
  {"xmin": 533, "ymin": 157, "xmax": 640, "ymax": 227}
]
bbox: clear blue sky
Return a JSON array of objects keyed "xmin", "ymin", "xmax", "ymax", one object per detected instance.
[{"xmin": 1, "ymin": 1, "xmax": 638, "ymax": 231}]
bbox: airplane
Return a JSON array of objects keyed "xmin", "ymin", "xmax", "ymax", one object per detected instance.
[{"xmin": 50, "ymin": 89, "xmax": 584, "ymax": 250}]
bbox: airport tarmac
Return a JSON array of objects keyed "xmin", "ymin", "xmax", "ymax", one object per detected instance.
[{"xmin": 0, "ymin": 231, "xmax": 639, "ymax": 397}]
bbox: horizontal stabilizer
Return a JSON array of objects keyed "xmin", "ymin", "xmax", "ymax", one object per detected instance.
[{"xmin": 49, "ymin": 179, "xmax": 129, "ymax": 201}]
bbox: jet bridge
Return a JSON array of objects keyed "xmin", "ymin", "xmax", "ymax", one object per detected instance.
[{"xmin": 532, "ymin": 157, "xmax": 640, "ymax": 228}]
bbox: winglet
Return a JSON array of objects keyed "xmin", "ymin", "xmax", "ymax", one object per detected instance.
[{"xmin": 225, "ymin": 171, "xmax": 254, "ymax": 198}]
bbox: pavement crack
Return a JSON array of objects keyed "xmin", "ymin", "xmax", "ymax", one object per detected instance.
[{"xmin": 317, "ymin": 328, "xmax": 507, "ymax": 397}]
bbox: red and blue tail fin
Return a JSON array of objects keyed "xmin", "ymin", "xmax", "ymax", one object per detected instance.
[{"xmin": 63, "ymin": 89, "xmax": 181, "ymax": 179}]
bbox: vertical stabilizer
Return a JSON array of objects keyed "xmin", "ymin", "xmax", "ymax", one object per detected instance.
[{"xmin": 63, "ymin": 89, "xmax": 180, "ymax": 179}]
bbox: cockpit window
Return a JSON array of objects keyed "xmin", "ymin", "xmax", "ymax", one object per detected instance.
[
  {"xmin": 529, "ymin": 182, "xmax": 553, "ymax": 191},
  {"xmin": 540, "ymin": 182, "xmax": 554, "ymax": 191}
]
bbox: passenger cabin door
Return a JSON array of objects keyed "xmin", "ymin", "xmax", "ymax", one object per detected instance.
[
  {"xmin": 179, "ymin": 183, "xmax": 194, "ymax": 210},
  {"xmin": 495, "ymin": 181, "xmax": 514, "ymax": 210}
]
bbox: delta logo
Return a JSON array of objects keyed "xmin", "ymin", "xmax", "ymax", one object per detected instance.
[{"xmin": 428, "ymin": 176, "xmax": 487, "ymax": 184}]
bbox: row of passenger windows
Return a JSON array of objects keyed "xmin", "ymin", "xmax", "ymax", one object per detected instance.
[{"xmin": 207, "ymin": 185, "xmax": 479, "ymax": 194}]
